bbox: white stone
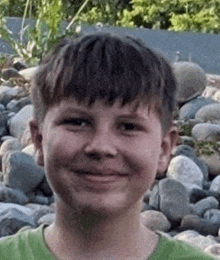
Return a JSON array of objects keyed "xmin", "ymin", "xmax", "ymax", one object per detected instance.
[
  {"xmin": 167, "ymin": 155, "xmax": 204, "ymax": 189},
  {"xmin": 210, "ymin": 175, "xmax": 220, "ymax": 192},
  {"xmin": 174, "ymin": 230, "xmax": 218, "ymax": 250},
  {"xmin": 141, "ymin": 210, "xmax": 171, "ymax": 232},
  {"xmin": 9, "ymin": 104, "xmax": 33, "ymax": 140}
]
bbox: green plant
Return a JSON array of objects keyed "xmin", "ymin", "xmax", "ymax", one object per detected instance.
[
  {"xmin": 118, "ymin": 0, "xmax": 220, "ymax": 33},
  {"xmin": 179, "ymin": 124, "xmax": 193, "ymax": 136},
  {"xmin": 0, "ymin": 0, "xmax": 90, "ymax": 66},
  {"xmin": 195, "ymin": 141, "xmax": 220, "ymax": 156},
  {"xmin": 77, "ymin": 0, "xmax": 126, "ymax": 26}
]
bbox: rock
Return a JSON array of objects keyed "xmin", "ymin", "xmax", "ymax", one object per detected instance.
[
  {"xmin": 0, "ymin": 111, "xmax": 9, "ymax": 137},
  {"xmin": 2, "ymin": 151, "xmax": 45, "ymax": 193},
  {"xmin": 20, "ymin": 124, "xmax": 32, "ymax": 148},
  {"xmin": 178, "ymin": 136, "xmax": 195, "ymax": 146},
  {"xmin": 191, "ymin": 123, "xmax": 220, "ymax": 142},
  {"xmin": 29, "ymin": 194, "xmax": 50, "ymax": 205},
  {"xmin": 158, "ymin": 178, "xmax": 190, "ymax": 222},
  {"xmin": 0, "ymin": 104, "xmax": 5, "ymax": 112},
  {"xmin": 0, "ymin": 202, "xmax": 33, "ymax": 215},
  {"xmin": 180, "ymin": 214, "xmax": 219, "ymax": 236},
  {"xmin": 202, "ymin": 86, "xmax": 218, "ymax": 99},
  {"xmin": 13, "ymin": 61, "xmax": 26, "ymax": 71},
  {"xmin": 195, "ymin": 103, "xmax": 220, "ymax": 122},
  {"xmin": 210, "ymin": 175, "xmax": 220, "ymax": 193},
  {"xmin": 9, "ymin": 104, "xmax": 33, "ymax": 140},
  {"xmin": 0, "ymin": 208, "xmax": 36, "ymax": 237},
  {"xmin": 204, "ymin": 209, "xmax": 220, "ymax": 225},
  {"xmin": 179, "ymin": 97, "xmax": 215, "ymax": 120},
  {"xmin": 213, "ymin": 90, "xmax": 220, "ymax": 102},
  {"xmin": 141, "ymin": 210, "xmax": 171, "ymax": 232},
  {"xmin": 199, "ymin": 153, "xmax": 220, "ymax": 177},
  {"xmin": 37, "ymin": 213, "xmax": 55, "ymax": 226},
  {"xmin": 0, "ymin": 185, "xmax": 29, "ymax": 205},
  {"xmin": 35, "ymin": 176, "xmax": 53, "ymax": 197},
  {"xmin": 1, "ymin": 68, "xmax": 22, "ymax": 80},
  {"xmin": 0, "ymin": 86, "xmax": 19, "ymax": 106},
  {"xmin": 172, "ymin": 62, "xmax": 207, "ymax": 104},
  {"xmin": 149, "ymin": 184, "xmax": 159, "ymax": 210},
  {"xmin": 172, "ymin": 144, "xmax": 208, "ymax": 180},
  {"xmin": 18, "ymin": 66, "xmax": 38, "ymax": 81},
  {"xmin": 6, "ymin": 97, "xmax": 32, "ymax": 113},
  {"xmin": 174, "ymin": 230, "xmax": 218, "ymax": 250},
  {"xmin": 204, "ymin": 244, "xmax": 220, "ymax": 258},
  {"xmin": 22, "ymin": 143, "xmax": 35, "ymax": 157},
  {"xmin": 25, "ymin": 204, "xmax": 54, "ymax": 224},
  {"xmin": 167, "ymin": 155, "xmax": 204, "ymax": 190},
  {"xmin": 189, "ymin": 188, "xmax": 220, "ymax": 204},
  {"xmin": 193, "ymin": 197, "xmax": 219, "ymax": 217},
  {"xmin": 0, "ymin": 137, "xmax": 21, "ymax": 157}
]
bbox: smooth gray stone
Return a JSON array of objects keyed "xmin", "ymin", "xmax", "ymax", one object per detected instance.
[
  {"xmin": 6, "ymin": 97, "xmax": 32, "ymax": 113},
  {"xmin": 179, "ymin": 97, "xmax": 215, "ymax": 120},
  {"xmin": 0, "ymin": 86, "xmax": 18, "ymax": 106},
  {"xmin": 0, "ymin": 208, "xmax": 36, "ymax": 237},
  {"xmin": 172, "ymin": 144, "xmax": 208, "ymax": 180},
  {"xmin": 204, "ymin": 209, "xmax": 220, "ymax": 225},
  {"xmin": 1, "ymin": 67, "xmax": 21, "ymax": 80},
  {"xmin": 193, "ymin": 196, "xmax": 219, "ymax": 217},
  {"xmin": 191, "ymin": 123, "xmax": 220, "ymax": 142},
  {"xmin": 37, "ymin": 213, "xmax": 55, "ymax": 226},
  {"xmin": 9, "ymin": 104, "xmax": 33, "ymax": 140},
  {"xmin": 195, "ymin": 103, "xmax": 220, "ymax": 122},
  {"xmin": 158, "ymin": 178, "xmax": 190, "ymax": 222},
  {"xmin": 2, "ymin": 151, "xmax": 45, "ymax": 193},
  {"xmin": 141, "ymin": 210, "xmax": 171, "ymax": 232},
  {"xmin": 25, "ymin": 204, "xmax": 54, "ymax": 224},
  {"xmin": 167, "ymin": 155, "xmax": 204, "ymax": 190},
  {"xmin": 210, "ymin": 175, "xmax": 220, "ymax": 193},
  {"xmin": 0, "ymin": 137, "xmax": 21, "ymax": 157},
  {"xmin": 180, "ymin": 214, "xmax": 219, "ymax": 236},
  {"xmin": 0, "ymin": 185, "xmax": 29, "ymax": 205}
]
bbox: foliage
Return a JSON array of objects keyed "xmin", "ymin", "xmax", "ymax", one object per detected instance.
[
  {"xmin": 195, "ymin": 141, "xmax": 220, "ymax": 156},
  {"xmin": 179, "ymin": 124, "xmax": 193, "ymax": 136},
  {"xmin": 77, "ymin": 0, "xmax": 125, "ymax": 26},
  {"xmin": 118, "ymin": 0, "xmax": 220, "ymax": 33},
  {"xmin": 0, "ymin": 0, "xmax": 89, "ymax": 65}
]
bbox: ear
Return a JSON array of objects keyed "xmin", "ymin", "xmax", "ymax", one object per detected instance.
[
  {"xmin": 157, "ymin": 126, "xmax": 179, "ymax": 176},
  {"xmin": 29, "ymin": 119, "xmax": 44, "ymax": 166}
]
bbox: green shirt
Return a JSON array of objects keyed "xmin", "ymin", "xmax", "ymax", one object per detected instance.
[{"xmin": 0, "ymin": 225, "xmax": 215, "ymax": 259}]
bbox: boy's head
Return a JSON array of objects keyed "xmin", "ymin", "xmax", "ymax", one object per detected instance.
[{"xmin": 31, "ymin": 32, "xmax": 177, "ymax": 132}]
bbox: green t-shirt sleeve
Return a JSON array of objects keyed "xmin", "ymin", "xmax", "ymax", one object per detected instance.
[
  {"xmin": 149, "ymin": 234, "xmax": 216, "ymax": 260},
  {"xmin": 0, "ymin": 225, "xmax": 56, "ymax": 260}
]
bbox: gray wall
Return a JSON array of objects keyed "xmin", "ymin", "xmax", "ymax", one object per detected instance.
[{"xmin": 1, "ymin": 17, "xmax": 220, "ymax": 74}]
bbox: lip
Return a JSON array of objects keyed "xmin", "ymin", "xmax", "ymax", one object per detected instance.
[{"xmin": 74, "ymin": 168, "xmax": 129, "ymax": 183}]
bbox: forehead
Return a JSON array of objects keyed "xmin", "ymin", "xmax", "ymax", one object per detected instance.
[{"xmin": 49, "ymin": 97, "xmax": 160, "ymax": 119}]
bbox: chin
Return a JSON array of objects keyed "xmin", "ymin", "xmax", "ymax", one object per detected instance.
[{"xmin": 61, "ymin": 192, "xmax": 139, "ymax": 218}]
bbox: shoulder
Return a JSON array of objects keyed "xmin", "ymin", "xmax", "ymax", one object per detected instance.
[
  {"xmin": 0, "ymin": 225, "xmax": 54, "ymax": 260},
  {"xmin": 150, "ymin": 233, "xmax": 215, "ymax": 260}
]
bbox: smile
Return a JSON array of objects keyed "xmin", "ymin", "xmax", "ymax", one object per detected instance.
[{"xmin": 74, "ymin": 169, "xmax": 129, "ymax": 184}]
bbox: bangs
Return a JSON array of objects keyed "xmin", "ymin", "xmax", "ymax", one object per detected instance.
[{"xmin": 38, "ymin": 33, "xmax": 163, "ymax": 106}]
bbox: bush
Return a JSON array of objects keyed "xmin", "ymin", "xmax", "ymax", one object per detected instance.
[
  {"xmin": 118, "ymin": 0, "xmax": 220, "ymax": 33},
  {"xmin": 0, "ymin": 0, "xmax": 90, "ymax": 65}
]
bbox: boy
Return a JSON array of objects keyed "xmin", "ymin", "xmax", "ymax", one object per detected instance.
[{"xmin": 0, "ymin": 32, "xmax": 214, "ymax": 259}]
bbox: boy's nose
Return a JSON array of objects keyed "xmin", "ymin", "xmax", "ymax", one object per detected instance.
[{"xmin": 84, "ymin": 131, "xmax": 117, "ymax": 159}]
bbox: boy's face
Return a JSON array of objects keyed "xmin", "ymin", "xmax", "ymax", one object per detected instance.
[{"xmin": 30, "ymin": 98, "xmax": 177, "ymax": 215}]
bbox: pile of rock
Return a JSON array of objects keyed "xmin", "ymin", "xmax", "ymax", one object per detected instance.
[{"xmin": 1, "ymin": 61, "xmax": 220, "ymax": 258}]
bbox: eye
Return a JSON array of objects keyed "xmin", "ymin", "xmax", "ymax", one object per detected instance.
[
  {"xmin": 63, "ymin": 118, "xmax": 91, "ymax": 128},
  {"xmin": 118, "ymin": 122, "xmax": 142, "ymax": 132}
]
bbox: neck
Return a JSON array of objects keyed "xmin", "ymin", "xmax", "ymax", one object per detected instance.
[{"xmin": 44, "ymin": 200, "xmax": 158, "ymax": 260}]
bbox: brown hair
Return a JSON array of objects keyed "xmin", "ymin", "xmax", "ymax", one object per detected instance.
[{"xmin": 31, "ymin": 32, "xmax": 177, "ymax": 131}]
